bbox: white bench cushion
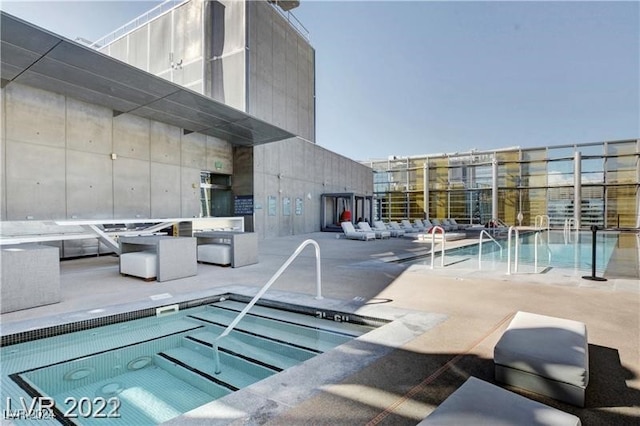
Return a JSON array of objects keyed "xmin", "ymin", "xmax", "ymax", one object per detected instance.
[
  {"xmin": 120, "ymin": 251, "xmax": 157, "ymax": 279},
  {"xmin": 198, "ymin": 244, "xmax": 231, "ymax": 265},
  {"xmin": 494, "ymin": 311, "xmax": 588, "ymax": 388},
  {"xmin": 419, "ymin": 377, "xmax": 581, "ymax": 426}
]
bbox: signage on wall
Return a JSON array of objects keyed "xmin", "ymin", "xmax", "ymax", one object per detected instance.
[
  {"xmin": 234, "ymin": 195, "xmax": 254, "ymax": 215},
  {"xmin": 295, "ymin": 198, "xmax": 303, "ymax": 215},
  {"xmin": 268, "ymin": 196, "xmax": 277, "ymax": 216}
]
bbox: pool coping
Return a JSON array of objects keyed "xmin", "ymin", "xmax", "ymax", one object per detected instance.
[{"xmin": 1, "ymin": 286, "xmax": 448, "ymax": 425}]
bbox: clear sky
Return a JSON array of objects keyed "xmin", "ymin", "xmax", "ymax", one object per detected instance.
[{"xmin": 2, "ymin": 0, "xmax": 638, "ymax": 161}]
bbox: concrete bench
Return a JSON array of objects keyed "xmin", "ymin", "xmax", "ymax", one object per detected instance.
[
  {"xmin": 419, "ymin": 377, "xmax": 581, "ymax": 425},
  {"xmin": 120, "ymin": 251, "xmax": 157, "ymax": 280},
  {"xmin": 494, "ymin": 311, "xmax": 589, "ymax": 407},
  {"xmin": 197, "ymin": 243, "xmax": 231, "ymax": 266}
]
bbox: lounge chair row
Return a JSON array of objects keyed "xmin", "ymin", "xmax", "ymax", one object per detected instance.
[{"xmin": 340, "ymin": 220, "xmax": 469, "ymax": 242}]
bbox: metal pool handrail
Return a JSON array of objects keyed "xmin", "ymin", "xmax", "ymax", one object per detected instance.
[
  {"xmin": 564, "ymin": 218, "xmax": 577, "ymax": 244},
  {"xmin": 534, "ymin": 214, "xmax": 550, "ymax": 231},
  {"xmin": 534, "ymin": 230, "xmax": 552, "ymax": 272},
  {"xmin": 430, "ymin": 226, "xmax": 445, "ymax": 269},
  {"xmin": 213, "ymin": 239, "xmax": 322, "ymax": 374},
  {"xmin": 478, "ymin": 230, "xmax": 503, "ymax": 270},
  {"xmin": 507, "ymin": 226, "xmax": 519, "ymax": 275}
]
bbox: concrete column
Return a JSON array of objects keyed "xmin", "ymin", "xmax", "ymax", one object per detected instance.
[
  {"xmin": 574, "ymin": 151, "xmax": 581, "ymax": 229},
  {"xmin": 492, "ymin": 157, "xmax": 498, "ymax": 221},
  {"xmin": 423, "ymin": 161, "xmax": 429, "ymax": 219}
]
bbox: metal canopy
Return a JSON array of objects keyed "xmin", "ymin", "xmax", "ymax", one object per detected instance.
[{"xmin": 0, "ymin": 12, "xmax": 295, "ymax": 146}]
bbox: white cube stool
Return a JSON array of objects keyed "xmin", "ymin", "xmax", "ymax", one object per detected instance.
[
  {"xmin": 120, "ymin": 251, "xmax": 157, "ymax": 280},
  {"xmin": 419, "ymin": 377, "xmax": 581, "ymax": 425},
  {"xmin": 197, "ymin": 244, "xmax": 231, "ymax": 266},
  {"xmin": 494, "ymin": 311, "xmax": 589, "ymax": 407}
]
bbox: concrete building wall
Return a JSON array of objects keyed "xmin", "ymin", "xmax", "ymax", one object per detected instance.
[
  {"xmin": 1, "ymin": 83, "xmax": 233, "ymax": 220},
  {"xmin": 247, "ymin": 0, "xmax": 314, "ymax": 142},
  {"xmin": 253, "ymin": 137, "xmax": 373, "ymax": 238}
]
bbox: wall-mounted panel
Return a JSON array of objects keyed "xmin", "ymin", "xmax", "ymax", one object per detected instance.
[
  {"xmin": 151, "ymin": 162, "xmax": 181, "ymax": 218},
  {"xmin": 5, "ymin": 140, "xmax": 65, "ymax": 219},
  {"xmin": 66, "ymin": 98, "xmax": 112, "ymax": 154},
  {"xmin": 5, "ymin": 84, "xmax": 65, "ymax": 148},
  {"xmin": 66, "ymin": 150, "xmax": 113, "ymax": 219},
  {"xmin": 113, "ymin": 114, "xmax": 150, "ymax": 161},
  {"xmin": 150, "ymin": 121, "xmax": 181, "ymax": 165},
  {"xmin": 113, "ymin": 157, "xmax": 150, "ymax": 218}
]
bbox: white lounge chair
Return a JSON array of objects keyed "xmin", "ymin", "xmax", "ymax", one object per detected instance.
[
  {"xmin": 431, "ymin": 218, "xmax": 453, "ymax": 231},
  {"xmin": 358, "ymin": 222, "xmax": 390, "ymax": 239},
  {"xmin": 413, "ymin": 219, "xmax": 429, "ymax": 231},
  {"xmin": 340, "ymin": 222, "xmax": 375, "ymax": 241},
  {"xmin": 374, "ymin": 221, "xmax": 404, "ymax": 238},
  {"xmin": 401, "ymin": 219, "xmax": 423, "ymax": 232}
]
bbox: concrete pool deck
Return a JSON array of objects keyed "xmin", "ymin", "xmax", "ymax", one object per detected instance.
[{"xmin": 1, "ymin": 231, "xmax": 639, "ymax": 425}]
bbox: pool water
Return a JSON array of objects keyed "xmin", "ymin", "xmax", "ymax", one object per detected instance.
[
  {"xmin": 1, "ymin": 298, "xmax": 376, "ymax": 425},
  {"xmin": 409, "ymin": 231, "xmax": 619, "ymax": 274}
]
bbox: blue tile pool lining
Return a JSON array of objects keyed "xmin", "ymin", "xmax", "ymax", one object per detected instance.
[{"xmin": 1, "ymin": 294, "xmax": 394, "ymax": 425}]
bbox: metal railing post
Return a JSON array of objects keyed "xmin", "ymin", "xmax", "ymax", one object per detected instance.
[
  {"xmin": 430, "ymin": 226, "xmax": 445, "ymax": 269},
  {"xmin": 507, "ymin": 226, "xmax": 519, "ymax": 275}
]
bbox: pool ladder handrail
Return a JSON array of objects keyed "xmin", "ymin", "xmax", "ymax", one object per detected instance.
[
  {"xmin": 430, "ymin": 226, "xmax": 446, "ymax": 269},
  {"xmin": 534, "ymin": 214, "xmax": 550, "ymax": 232},
  {"xmin": 563, "ymin": 218, "xmax": 577, "ymax": 244},
  {"xmin": 533, "ymin": 230, "xmax": 552, "ymax": 272},
  {"xmin": 507, "ymin": 226, "xmax": 519, "ymax": 274},
  {"xmin": 213, "ymin": 239, "xmax": 323, "ymax": 374},
  {"xmin": 478, "ymin": 229, "xmax": 503, "ymax": 270}
]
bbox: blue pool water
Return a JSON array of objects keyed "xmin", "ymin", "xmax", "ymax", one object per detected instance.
[
  {"xmin": 1, "ymin": 297, "xmax": 378, "ymax": 425},
  {"xmin": 410, "ymin": 231, "xmax": 619, "ymax": 274}
]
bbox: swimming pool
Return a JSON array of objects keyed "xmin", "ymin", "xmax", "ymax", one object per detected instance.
[
  {"xmin": 407, "ymin": 230, "xmax": 620, "ymax": 274},
  {"xmin": 1, "ymin": 295, "xmax": 381, "ymax": 425}
]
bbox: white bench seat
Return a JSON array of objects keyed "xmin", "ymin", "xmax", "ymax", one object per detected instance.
[
  {"xmin": 419, "ymin": 377, "xmax": 581, "ymax": 425},
  {"xmin": 494, "ymin": 311, "xmax": 589, "ymax": 407},
  {"xmin": 120, "ymin": 251, "xmax": 157, "ymax": 280},
  {"xmin": 197, "ymin": 243, "xmax": 231, "ymax": 266}
]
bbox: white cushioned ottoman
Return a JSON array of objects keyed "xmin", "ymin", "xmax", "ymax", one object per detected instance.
[
  {"xmin": 197, "ymin": 244, "xmax": 231, "ymax": 266},
  {"xmin": 120, "ymin": 251, "xmax": 157, "ymax": 280},
  {"xmin": 494, "ymin": 311, "xmax": 589, "ymax": 407},
  {"xmin": 419, "ymin": 377, "xmax": 581, "ymax": 425}
]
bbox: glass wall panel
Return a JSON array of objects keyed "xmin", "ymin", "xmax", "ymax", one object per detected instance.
[
  {"xmin": 408, "ymin": 168, "xmax": 424, "ymax": 191},
  {"xmin": 548, "ymin": 146, "xmax": 575, "ymax": 160},
  {"xmin": 581, "ymin": 186, "xmax": 604, "ymax": 227},
  {"xmin": 521, "ymin": 188, "xmax": 547, "ymax": 226},
  {"xmin": 547, "ymin": 187, "xmax": 574, "ymax": 227},
  {"xmin": 498, "ymin": 189, "xmax": 519, "ymax": 225},
  {"xmin": 522, "ymin": 149, "xmax": 546, "ymax": 161},
  {"xmin": 606, "ymin": 186, "xmax": 638, "ymax": 228},
  {"xmin": 579, "ymin": 143, "xmax": 604, "ymax": 157},
  {"xmin": 521, "ymin": 161, "xmax": 547, "ymax": 187},
  {"xmin": 607, "ymin": 140, "xmax": 638, "ymax": 156},
  {"xmin": 582, "ymin": 158, "xmax": 604, "ymax": 184},
  {"xmin": 472, "ymin": 165, "xmax": 492, "ymax": 189},
  {"xmin": 606, "ymin": 156, "xmax": 638, "ymax": 184},
  {"xmin": 547, "ymin": 160, "xmax": 573, "ymax": 186},
  {"xmin": 448, "ymin": 190, "xmax": 468, "ymax": 223}
]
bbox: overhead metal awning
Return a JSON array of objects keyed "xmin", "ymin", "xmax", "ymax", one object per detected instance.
[{"xmin": 0, "ymin": 11, "xmax": 295, "ymax": 146}]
